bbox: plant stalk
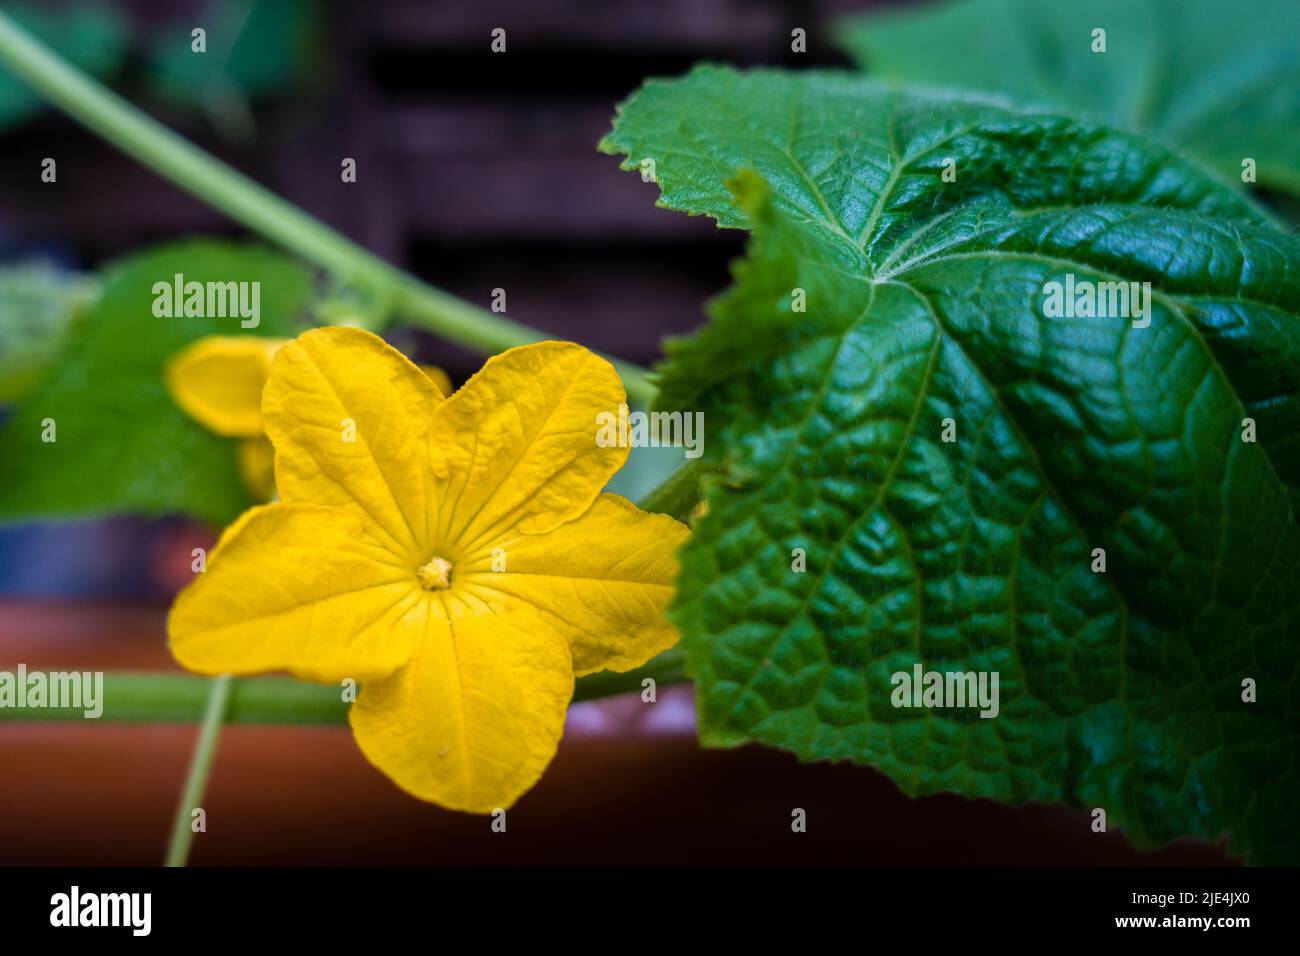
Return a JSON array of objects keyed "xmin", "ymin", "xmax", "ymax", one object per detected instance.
[
  {"xmin": 163, "ymin": 673, "xmax": 232, "ymax": 867},
  {"xmin": 636, "ymin": 459, "xmax": 704, "ymax": 521},
  {"xmin": 0, "ymin": 650, "xmax": 688, "ymax": 726}
]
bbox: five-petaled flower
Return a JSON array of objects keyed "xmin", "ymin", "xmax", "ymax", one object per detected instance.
[{"xmin": 167, "ymin": 327, "xmax": 689, "ymax": 811}]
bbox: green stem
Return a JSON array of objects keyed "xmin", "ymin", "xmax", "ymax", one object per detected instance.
[
  {"xmin": 0, "ymin": 11, "xmax": 655, "ymax": 405},
  {"xmin": 637, "ymin": 459, "xmax": 705, "ymax": 520},
  {"xmin": 0, "ymin": 650, "xmax": 687, "ymax": 726},
  {"xmin": 164, "ymin": 673, "xmax": 232, "ymax": 867}
]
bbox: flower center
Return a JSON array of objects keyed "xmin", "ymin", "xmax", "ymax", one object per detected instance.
[{"xmin": 417, "ymin": 556, "xmax": 453, "ymax": 591}]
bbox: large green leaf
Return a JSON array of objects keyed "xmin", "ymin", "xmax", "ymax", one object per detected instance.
[
  {"xmin": 602, "ymin": 67, "xmax": 1300, "ymax": 863},
  {"xmin": 0, "ymin": 240, "xmax": 312, "ymax": 526},
  {"xmin": 836, "ymin": 0, "xmax": 1300, "ymax": 196}
]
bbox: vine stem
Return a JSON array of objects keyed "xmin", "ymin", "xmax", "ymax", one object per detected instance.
[
  {"xmin": 164, "ymin": 673, "xmax": 233, "ymax": 867},
  {"xmin": 0, "ymin": 10, "xmax": 656, "ymax": 405},
  {"xmin": 636, "ymin": 459, "xmax": 704, "ymax": 520},
  {"xmin": 0, "ymin": 649, "xmax": 690, "ymax": 726}
]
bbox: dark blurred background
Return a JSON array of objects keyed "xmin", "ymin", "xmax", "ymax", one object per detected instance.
[{"xmin": 0, "ymin": 0, "xmax": 1235, "ymax": 866}]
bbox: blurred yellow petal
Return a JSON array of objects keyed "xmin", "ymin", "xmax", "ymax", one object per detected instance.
[
  {"xmin": 263, "ymin": 327, "xmax": 443, "ymax": 560},
  {"xmin": 430, "ymin": 341, "xmax": 627, "ymax": 548},
  {"xmin": 460, "ymin": 494, "xmax": 688, "ymax": 675},
  {"xmin": 166, "ymin": 336, "xmax": 284, "ymax": 437},
  {"xmin": 169, "ymin": 503, "xmax": 424, "ymax": 682},
  {"xmin": 689, "ymin": 499, "xmax": 709, "ymax": 526},
  {"xmin": 238, "ymin": 437, "xmax": 276, "ymax": 501},
  {"xmin": 350, "ymin": 603, "xmax": 573, "ymax": 812},
  {"xmin": 420, "ymin": 364, "xmax": 453, "ymax": 396}
]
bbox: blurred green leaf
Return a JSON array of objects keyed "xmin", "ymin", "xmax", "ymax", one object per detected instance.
[
  {"xmin": 837, "ymin": 0, "xmax": 1300, "ymax": 196},
  {"xmin": 145, "ymin": 0, "xmax": 321, "ymax": 136},
  {"xmin": 0, "ymin": 262, "xmax": 97, "ymax": 403},
  {"xmin": 0, "ymin": 0, "xmax": 128, "ymax": 130},
  {"xmin": 0, "ymin": 240, "xmax": 313, "ymax": 526}
]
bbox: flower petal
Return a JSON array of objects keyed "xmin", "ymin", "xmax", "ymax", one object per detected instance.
[
  {"xmin": 169, "ymin": 503, "xmax": 424, "ymax": 682},
  {"xmin": 166, "ymin": 335, "xmax": 283, "ymax": 437},
  {"xmin": 420, "ymin": 364, "xmax": 453, "ymax": 396},
  {"xmin": 237, "ymin": 437, "xmax": 276, "ymax": 501},
  {"xmin": 263, "ymin": 327, "xmax": 443, "ymax": 560},
  {"xmin": 429, "ymin": 341, "xmax": 628, "ymax": 549},
  {"xmin": 458, "ymin": 493, "xmax": 688, "ymax": 675},
  {"xmin": 349, "ymin": 603, "xmax": 574, "ymax": 812}
]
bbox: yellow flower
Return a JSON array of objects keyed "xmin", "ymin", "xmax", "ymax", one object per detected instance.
[
  {"xmin": 166, "ymin": 335, "xmax": 283, "ymax": 500},
  {"xmin": 167, "ymin": 327, "xmax": 689, "ymax": 811},
  {"xmin": 166, "ymin": 334, "xmax": 454, "ymax": 501}
]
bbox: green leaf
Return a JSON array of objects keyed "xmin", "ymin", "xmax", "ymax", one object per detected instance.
[
  {"xmin": 0, "ymin": 240, "xmax": 313, "ymax": 526},
  {"xmin": 145, "ymin": 0, "xmax": 321, "ymax": 137},
  {"xmin": 0, "ymin": 0, "xmax": 128, "ymax": 131},
  {"xmin": 602, "ymin": 66, "xmax": 1300, "ymax": 863},
  {"xmin": 836, "ymin": 0, "xmax": 1300, "ymax": 196},
  {"xmin": 0, "ymin": 262, "xmax": 98, "ymax": 403}
]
